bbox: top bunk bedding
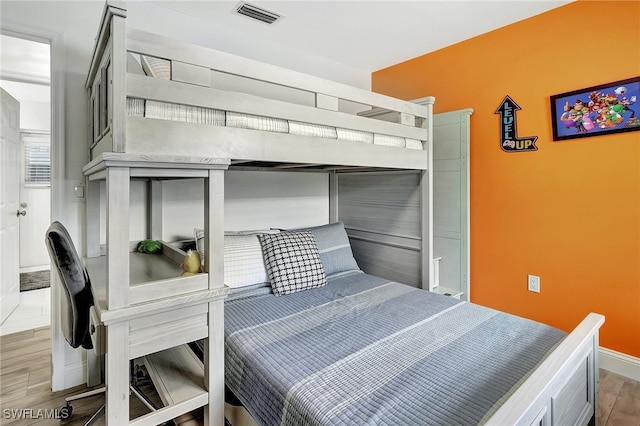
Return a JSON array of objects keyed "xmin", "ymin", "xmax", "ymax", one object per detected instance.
[
  {"xmin": 86, "ymin": 3, "xmax": 434, "ymax": 170},
  {"xmin": 126, "ymin": 95, "xmax": 424, "ymax": 150}
]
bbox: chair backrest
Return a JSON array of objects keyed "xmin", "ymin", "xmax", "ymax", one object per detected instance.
[{"xmin": 45, "ymin": 221, "xmax": 94, "ymax": 350}]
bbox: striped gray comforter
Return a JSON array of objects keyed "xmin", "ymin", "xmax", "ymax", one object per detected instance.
[{"xmin": 224, "ymin": 272, "xmax": 566, "ymax": 426}]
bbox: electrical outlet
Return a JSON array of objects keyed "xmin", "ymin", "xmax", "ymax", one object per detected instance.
[{"xmin": 528, "ymin": 275, "xmax": 540, "ymax": 293}]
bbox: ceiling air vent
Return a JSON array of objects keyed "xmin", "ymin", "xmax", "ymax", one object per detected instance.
[{"xmin": 235, "ymin": 2, "xmax": 282, "ymax": 25}]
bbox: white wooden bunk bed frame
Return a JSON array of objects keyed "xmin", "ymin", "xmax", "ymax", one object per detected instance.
[{"xmin": 82, "ymin": 2, "xmax": 604, "ymax": 425}]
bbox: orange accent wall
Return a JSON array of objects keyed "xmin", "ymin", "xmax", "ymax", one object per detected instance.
[{"xmin": 373, "ymin": 1, "xmax": 640, "ymax": 357}]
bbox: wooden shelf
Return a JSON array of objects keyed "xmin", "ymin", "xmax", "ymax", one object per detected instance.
[
  {"xmin": 143, "ymin": 344, "xmax": 206, "ymax": 406},
  {"xmin": 131, "ymin": 343, "xmax": 209, "ymax": 426},
  {"xmin": 85, "ymin": 250, "xmax": 209, "ymax": 312}
]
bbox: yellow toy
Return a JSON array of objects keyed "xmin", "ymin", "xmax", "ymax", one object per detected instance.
[{"xmin": 181, "ymin": 249, "xmax": 202, "ymax": 276}]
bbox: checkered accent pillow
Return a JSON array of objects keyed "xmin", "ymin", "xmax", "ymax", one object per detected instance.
[{"xmin": 259, "ymin": 231, "xmax": 327, "ymax": 296}]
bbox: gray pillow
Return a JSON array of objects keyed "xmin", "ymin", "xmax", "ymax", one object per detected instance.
[{"xmin": 301, "ymin": 222, "xmax": 360, "ymax": 277}]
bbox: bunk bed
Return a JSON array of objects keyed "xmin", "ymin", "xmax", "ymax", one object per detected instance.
[{"xmin": 81, "ymin": 2, "xmax": 604, "ymax": 425}]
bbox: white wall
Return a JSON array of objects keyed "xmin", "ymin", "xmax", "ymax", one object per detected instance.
[
  {"xmin": 0, "ymin": 0, "xmax": 366, "ymax": 390},
  {"xmin": 223, "ymin": 171, "xmax": 329, "ymax": 232},
  {"xmin": 19, "ymin": 100, "xmax": 50, "ymax": 131},
  {"xmin": 162, "ymin": 171, "xmax": 329, "ymax": 242},
  {"xmin": 99, "ymin": 171, "xmax": 329, "ymax": 244}
]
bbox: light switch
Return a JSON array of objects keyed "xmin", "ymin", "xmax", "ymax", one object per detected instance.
[{"xmin": 75, "ymin": 185, "xmax": 85, "ymax": 198}]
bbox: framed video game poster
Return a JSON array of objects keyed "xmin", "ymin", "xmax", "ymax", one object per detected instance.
[{"xmin": 550, "ymin": 77, "xmax": 639, "ymax": 141}]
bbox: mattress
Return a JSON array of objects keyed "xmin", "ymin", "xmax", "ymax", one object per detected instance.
[
  {"xmin": 126, "ymin": 98, "xmax": 424, "ymax": 150},
  {"xmin": 223, "ymin": 272, "xmax": 566, "ymax": 426}
]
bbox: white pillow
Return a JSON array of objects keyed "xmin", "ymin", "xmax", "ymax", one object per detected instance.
[
  {"xmin": 194, "ymin": 229, "xmax": 277, "ymax": 288},
  {"xmin": 194, "ymin": 228, "xmax": 205, "ymax": 262},
  {"xmin": 224, "ymin": 235, "xmax": 269, "ymax": 288}
]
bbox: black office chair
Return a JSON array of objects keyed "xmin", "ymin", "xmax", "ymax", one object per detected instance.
[{"xmin": 45, "ymin": 221, "xmax": 159, "ymax": 425}]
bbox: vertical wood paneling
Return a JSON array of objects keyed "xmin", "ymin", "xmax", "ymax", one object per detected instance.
[
  {"xmin": 337, "ymin": 171, "xmax": 424, "ymax": 287},
  {"xmin": 349, "ymin": 239, "xmax": 421, "ymax": 288},
  {"xmin": 338, "ymin": 172, "xmax": 421, "ymax": 237},
  {"xmin": 551, "ymin": 358, "xmax": 591, "ymax": 425}
]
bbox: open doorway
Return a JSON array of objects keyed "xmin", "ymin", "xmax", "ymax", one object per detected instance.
[{"xmin": 0, "ymin": 34, "xmax": 51, "ymax": 334}]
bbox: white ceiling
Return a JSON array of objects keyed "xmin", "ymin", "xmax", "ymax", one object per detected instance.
[{"xmin": 149, "ymin": 0, "xmax": 573, "ymax": 73}]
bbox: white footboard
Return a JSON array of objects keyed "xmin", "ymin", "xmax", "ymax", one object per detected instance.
[
  {"xmin": 165, "ymin": 313, "xmax": 604, "ymax": 426},
  {"xmin": 488, "ymin": 313, "xmax": 605, "ymax": 426}
]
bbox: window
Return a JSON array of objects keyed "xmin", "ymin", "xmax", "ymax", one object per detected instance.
[{"xmin": 22, "ymin": 132, "xmax": 50, "ymax": 185}]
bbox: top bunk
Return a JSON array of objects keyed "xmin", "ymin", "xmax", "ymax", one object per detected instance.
[{"xmin": 86, "ymin": 1, "xmax": 434, "ymax": 172}]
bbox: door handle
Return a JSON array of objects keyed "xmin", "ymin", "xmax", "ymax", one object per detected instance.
[{"xmin": 16, "ymin": 210, "xmax": 26, "ymax": 217}]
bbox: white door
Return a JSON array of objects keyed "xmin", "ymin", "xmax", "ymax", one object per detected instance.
[
  {"xmin": 1, "ymin": 88, "xmax": 21, "ymax": 323},
  {"xmin": 19, "ymin": 131, "xmax": 51, "ymax": 272}
]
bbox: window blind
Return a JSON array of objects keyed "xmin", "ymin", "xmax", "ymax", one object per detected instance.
[{"xmin": 24, "ymin": 144, "xmax": 50, "ymax": 184}]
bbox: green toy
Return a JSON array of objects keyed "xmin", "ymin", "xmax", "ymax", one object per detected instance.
[{"xmin": 137, "ymin": 239, "xmax": 163, "ymax": 254}]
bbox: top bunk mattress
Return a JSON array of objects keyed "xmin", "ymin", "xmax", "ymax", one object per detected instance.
[
  {"xmin": 223, "ymin": 272, "xmax": 566, "ymax": 426},
  {"xmin": 126, "ymin": 98, "xmax": 424, "ymax": 151}
]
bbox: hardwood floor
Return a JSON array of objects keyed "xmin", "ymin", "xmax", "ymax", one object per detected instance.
[
  {"xmin": 0, "ymin": 327, "xmax": 162, "ymax": 425},
  {"xmin": 599, "ymin": 368, "xmax": 640, "ymax": 425},
  {"xmin": 1, "ymin": 326, "xmax": 639, "ymax": 425}
]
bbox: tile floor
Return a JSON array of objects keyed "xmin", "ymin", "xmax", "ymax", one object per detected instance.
[{"xmin": 0, "ymin": 287, "xmax": 51, "ymax": 336}]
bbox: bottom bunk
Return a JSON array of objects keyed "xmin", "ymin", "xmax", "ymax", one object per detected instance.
[{"xmin": 145, "ymin": 223, "xmax": 603, "ymax": 426}]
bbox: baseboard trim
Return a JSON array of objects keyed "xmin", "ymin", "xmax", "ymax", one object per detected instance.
[
  {"xmin": 600, "ymin": 347, "xmax": 640, "ymax": 381},
  {"xmin": 20, "ymin": 265, "xmax": 50, "ymax": 274},
  {"xmin": 63, "ymin": 361, "xmax": 86, "ymax": 389}
]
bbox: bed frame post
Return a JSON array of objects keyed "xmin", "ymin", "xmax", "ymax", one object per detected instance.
[
  {"xmin": 148, "ymin": 180, "xmax": 162, "ymax": 240},
  {"xmin": 204, "ymin": 168, "xmax": 226, "ymax": 426},
  {"xmin": 104, "ymin": 165, "xmax": 130, "ymax": 423},
  {"xmin": 110, "ymin": 6, "xmax": 127, "ymax": 153},
  {"xmin": 421, "ymin": 99, "xmax": 434, "ymax": 290},
  {"xmin": 329, "ymin": 171, "xmax": 338, "ymax": 223}
]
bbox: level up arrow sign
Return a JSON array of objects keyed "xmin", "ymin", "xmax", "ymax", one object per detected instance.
[{"xmin": 495, "ymin": 95, "xmax": 538, "ymax": 152}]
